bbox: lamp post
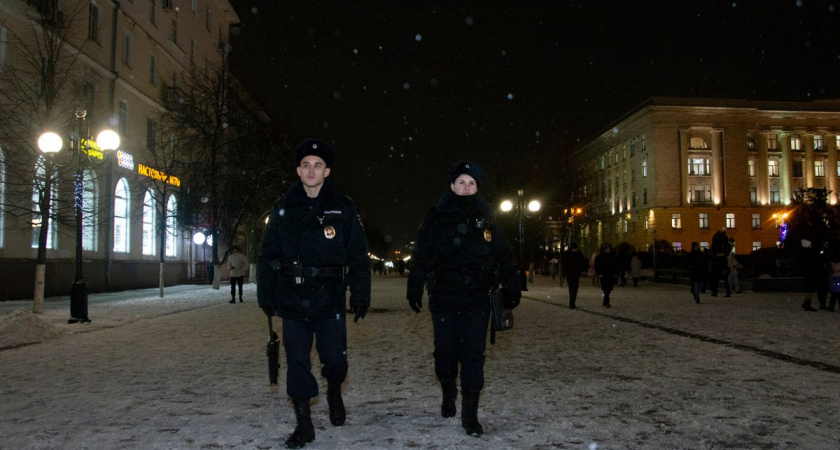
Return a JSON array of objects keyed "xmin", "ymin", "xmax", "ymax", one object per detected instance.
[
  {"xmin": 501, "ymin": 189, "xmax": 541, "ymax": 291},
  {"xmin": 39, "ymin": 108, "xmax": 120, "ymax": 323}
]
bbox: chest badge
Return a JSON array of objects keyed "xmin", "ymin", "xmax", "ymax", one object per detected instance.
[
  {"xmin": 324, "ymin": 226, "xmax": 336, "ymax": 239},
  {"xmin": 484, "ymin": 229, "xmax": 492, "ymax": 242}
]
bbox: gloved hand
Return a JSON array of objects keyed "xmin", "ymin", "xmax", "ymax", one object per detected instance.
[
  {"xmin": 261, "ymin": 305, "xmax": 275, "ymax": 317},
  {"xmin": 350, "ymin": 304, "xmax": 368, "ymax": 323},
  {"xmin": 502, "ymin": 287, "xmax": 521, "ymax": 310},
  {"xmin": 408, "ymin": 297, "xmax": 422, "ymax": 313}
]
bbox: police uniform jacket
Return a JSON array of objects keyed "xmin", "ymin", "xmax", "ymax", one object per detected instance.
[
  {"xmin": 407, "ymin": 191, "xmax": 519, "ymax": 315},
  {"xmin": 257, "ymin": 179, "xmax": 371, "ymax": 322}
]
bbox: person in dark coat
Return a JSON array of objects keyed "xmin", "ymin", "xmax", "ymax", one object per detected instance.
[
  {"xmin": 561, "ymin": 242, "xmax": 588, "ymax": 309},
  {"xmin": 709, "ymin": 227, "xmax": 732, "ymax": 297},
  {"xmin": 594, "ymin": 242, "xmax": 619, "ymax": 308},
  {"xmin": 801, "ymin": 239, "xmax": 826, "ymax": 312},
  {"xmin": 687, "ymin": 242, "xmax": 706, "ymax": 304},
  {"xmin": 257, "ymin": 139, "xmax": 371, "ymax": 449},
  {"xmin": 406, "ymin": 161, "xmax": 520, "ymax": 438}
]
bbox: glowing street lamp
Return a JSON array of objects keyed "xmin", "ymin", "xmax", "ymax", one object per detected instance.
[
  {"xmin": 500, "ymin": 189, "xmax": 541, "ymax": 290},
  {"xmin": 40, "ymin": 108, "xmax": 120, "ymax": 323}
]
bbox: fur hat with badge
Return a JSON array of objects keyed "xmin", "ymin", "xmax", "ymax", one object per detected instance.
[
  {"xmin": 295, "ymin": 138, "xmax": 334, "ymax": 167},
  {"xmin": 448, "ymin": 161, "xmax": 483, "ymax": 188}
]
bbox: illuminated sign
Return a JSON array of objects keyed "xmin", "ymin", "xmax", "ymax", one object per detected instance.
[
  {"xmin": 116, "ymin": 150, "xmax": 135, "ymax": 170},
  {"xmin": 138, "ymin": 163, "xmax": 181, "ymax": 187},
  {"xmin": 80, "ymin": 138, "xmax": 104, "ymax": 160}
]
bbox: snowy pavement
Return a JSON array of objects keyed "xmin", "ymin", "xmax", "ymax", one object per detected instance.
[{"xmin": 1, "ymin": 276, "xmax": 839, "ymax": 449}]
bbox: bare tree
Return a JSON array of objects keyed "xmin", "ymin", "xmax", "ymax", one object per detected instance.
[
  {"xmin": 0, "ymin": 1, "xmax": 90, "ymax": 312},
  {"xmin": 160, "ymin": 43, "xmax": 289, "ymax": 289}
]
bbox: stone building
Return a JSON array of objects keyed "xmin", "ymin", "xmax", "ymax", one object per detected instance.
[
  {"xmin": 565, "ymin": 97, "xmax": 840, "ymax": 256},
  {"xmin": 0, "ymin": 0, "xmax": 241, "ymax": 300}
]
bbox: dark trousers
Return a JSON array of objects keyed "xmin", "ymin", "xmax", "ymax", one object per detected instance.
[
  {"xmin": 230, "ymin": 276, "xmax": 244, "ymax": 299},
  {"xmin": 432, "ymin": 311, "xmax": 490, "ymax": 392},
  {"xmin": 691, "ymin": 281, "xmax": 703, "ymax": 303},
  {"xmin": 282, "ymin": 314, "xmax": 348, "ymax": 400},
  {"xmin": 566, "ymin": 274, "xmax": 581, "ymax": 306}
]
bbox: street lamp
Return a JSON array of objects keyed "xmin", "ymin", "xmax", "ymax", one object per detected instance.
[
  {"xmin": 564, "ymin": 206, "xmax": 583, "ymax": 246},
  {"xmin": 38, "ymin": 108, "xmax": 120, "ymax": 323},
  {"xmin": 772, "ymin": 211, "xmax": 789, "ymax": 248},
  {"xmin": 500, "ymin": 189, "xmax": 541, "ymax": 291}
]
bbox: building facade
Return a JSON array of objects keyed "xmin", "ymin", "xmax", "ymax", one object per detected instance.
[
  {"xmin": 566, "ymin": 98, "xmax": 840, "ymax": 256},
  {"xmin": 0, "ymin": 0, "xmax": 240, "ymax": 300}
]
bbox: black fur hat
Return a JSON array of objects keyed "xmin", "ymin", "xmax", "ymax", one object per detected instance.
[
  {"xmin": 447, "ymin": 161, "xmax": 483, "ymax": 187},
  {"xmin": 295, "ymin": 138, "xmax": 334, "ymax": 167}
]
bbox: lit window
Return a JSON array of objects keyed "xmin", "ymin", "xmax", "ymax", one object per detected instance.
[
  {"xmin": 165, "ymin": 195, "xmax": 178, "ymax": 257},
  {"xmin": 747, "ymin": 134, "xmax": 755, "ymax": 150},
  {"xmin": 642, "ymin": 159, "xmax": 648, "ymax": 177},
  {"xmin": 815, "ymin": 160, "xmax": 825, "ymax": 177},
  {"xmin": 699, "ymin": 213, "xmax": 709, "ymax": 229},
  {"xmin": 690, "ymin": 185, "xmax": 711, "ymax": 203},
  {"xmin": 814, "ymin": 135, "xmax": 824, "ymax": 151},
  {"xmin": 770, "ymin": 186, "xmax": 780, "ymax": 204},
  {"xmin": 689, "ymin": 137, "xmax": 708, "ymax": 149},
  {"xmin": 752, "ymin": 214, "xmax": 760, "ymax": 229},
  {"xmin": 768, "ymin": 134, "xmax": 778, "ymax": 150},
  {"xmin": 114, "ymin": 178, "xmax": 130, "ymax": 253},
  {"xmin": 31, "ymin": 156, "xmax": 58, "ymax": 249},
  {"xmin": 699, "ymin": 241, "xmax": 709, "ymax": 251},
  {"xmin": 768, "ymin": 160, "xmax": 779, "ymax": 177},
  {"xmin": 748, "ymin": 159, "xmax": 756, "ymax": 177},
  {"xmin": 726, "ymin": 213, "xmax": 735, "ymax": 229},
  {"xmin": 671, "ymin": 214, "xmax": 681, "ymax": 229},
  {"xmin": 82, "ymin": 169, "xmax": 98, "ymax": 251},
  {"xmin": 791, "ymin": 135, "xmax": 802, "ymax": 151},
  {"xmin": 672, "ymin": 242, "xmax": 682, "ymax": 252},
  {"xmin": 688, "ymin": 158, "xmax": 710, "ymax": 175},
  {"xmin": 752, "ymin": 241, "xmax": 761, "ymax": 251},
  {"xmin": 750, "ymin": 187, "xmax": 757, "ymax": 204},
  {"xmin": 142, "ymin": 190, "xmax": 156, "ymax": 255}
]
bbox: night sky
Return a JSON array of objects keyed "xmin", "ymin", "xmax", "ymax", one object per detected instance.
[{"xmin": 228, "ymin": 0, "xmax": 840, "ymax": 252}]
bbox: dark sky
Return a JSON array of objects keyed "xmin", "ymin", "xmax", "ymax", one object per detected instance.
[{"xmin": 228, "ymin": 0, "xmax": 840, "ymax": 252}]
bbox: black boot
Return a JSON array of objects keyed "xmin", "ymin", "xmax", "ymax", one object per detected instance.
[
  {"xmin": 285, "ymin": 399, "xmax": 315, "ymax": 449},
  {"xmin": 327, "ymin": 384, "xmax": 346, "ymax": 426},
  {"xmin": 461, "ymin": 391, "xmax": 483, "ymax": 437},
  {"xmin": 229, "ymin": 298, "xmax": 236, "ymax": 304},
  {"xmin": 441, "ymin": 381, "xmax": 457, "ymax": 418}
]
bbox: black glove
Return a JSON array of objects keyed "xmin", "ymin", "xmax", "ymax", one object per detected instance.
[
  {"xmin": 261, "ymin": 305, "xmax": 275, "ymax": 317},
  {"xmin": 350, "ymin": 305, "xmax": 368, "ymax": 323},
  {"xmin": 502, "ymin": 287, "xmax": 521, "ymax": 310},
  {"xmin": 408, "ymin": 297, "xmax": 422, "ymax": 313}
]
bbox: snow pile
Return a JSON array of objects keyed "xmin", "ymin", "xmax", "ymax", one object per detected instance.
[{"xmin": 0, "ymin": 309, "xmax": 63, "ymax": 349}]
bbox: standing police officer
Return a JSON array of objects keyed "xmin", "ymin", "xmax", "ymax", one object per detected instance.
[
  {"xmin": 407, "ymin": 161, "xmax": 520, "ymax": 437},
  {"xmin": 257, "ymin": 139, "xmax": 370, "ymax": 449}
]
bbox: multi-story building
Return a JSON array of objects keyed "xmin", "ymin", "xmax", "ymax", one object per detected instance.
[
  {"xmin": 0, "ymin": 0, "xmax": 240, "ymax": 300},
  {"xmin": 565, "ymin": 97, "xmax": 840, "ymax": 256}
]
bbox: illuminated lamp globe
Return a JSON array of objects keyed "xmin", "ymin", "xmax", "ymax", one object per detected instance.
[
  {"xmin": 527, "ymin": 200, "xmax": 541, "ymax": 213},
  {"xmin": 96, "ymin": 129, "xmax": 121, "ymax": 151},
  {"xmin": 38, "ymin": 132, "xmax": 63, "ymax": 154},
  {"xmin": 500, "ymin": 200, "xmax": 514, "ymax": 212},
  {"xmin": 192, "ymin": 232, "xmax": 206, "ymax": 245}
]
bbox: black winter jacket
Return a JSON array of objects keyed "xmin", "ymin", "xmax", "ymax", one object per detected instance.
[
  {"xmin": 407, "ymin": 192, "xmax": 519, "ymax": 314},
  {"xmin": 257, "ymin": 180, "xmax": 370, "ymax": 321}
]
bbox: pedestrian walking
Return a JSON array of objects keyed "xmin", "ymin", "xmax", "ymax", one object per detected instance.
[
  {"xmin": 589, "ymin": 251, "xmax": 600, "ymax": 287},
  {"xmin": 828, "ymin": 260, "xmax": 840, "ymax": 312},
  {"xmin": 594, "ymin": 243, "xmax": 619, "ymax": 308},
  {"xmin": 630, "ymin": 252, "xmax": 642, "ymax": 287},
  {"xmin": 226, "ymin": 245, "xmax": 249, "ymax": 303},
  {"xmin": 406, "ymin": 161, "xmax": 520, "ymax": 438},
  {"xmin": 726, "ymin": 246, "xmax": 743, "ymax": 294},
  {"xmin": 561, "ymin": 243, "xmax": 588, "ymax": 309},
  {"xmin": 688, "ymin": 242, "xmax": 706, "ymax": 304},
  {"xmin": 801, "ymin": 239, "xmax": 827, "ymax": 312},
  {"xmin": 709, "ymin": 228, "xmax": 732, "ymax": 297},
  {"xmin": 257, "ymin": 138, "xmax": 371, "ymax": 449}
]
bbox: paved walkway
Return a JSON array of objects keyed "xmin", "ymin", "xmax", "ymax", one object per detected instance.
[{"xmin": 0, "ymin": 276, "xmax": 838, "ymax": 449}]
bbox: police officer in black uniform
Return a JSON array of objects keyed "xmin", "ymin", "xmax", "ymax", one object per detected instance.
[
  {"xmin": 406, "ymin": 161, "xmax": 520, "ymax": 437},
  {"xmin": 257, "ymin": 139, "xmax": 370, "ymax": 449}
]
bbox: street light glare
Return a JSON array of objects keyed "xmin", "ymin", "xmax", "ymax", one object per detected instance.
[
  {"xmin": 96, "ymin": 129, "xmax": 121, "ymax": 151},
  {"xmin": 527, "ymin": 200, "xmax": 541, "ymax": 213},
  {"xmin": 38, "ymin": 132, "xmax": 63, "ymax": 153},
  {"xmin": 500, "ymin": 200, "xmax": 513, "ymax": 212}
]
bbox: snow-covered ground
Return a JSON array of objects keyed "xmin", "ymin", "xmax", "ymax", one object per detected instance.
[{"xmin": 1, "ymin": 275, "xmax": 839, "ymax": 449}]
